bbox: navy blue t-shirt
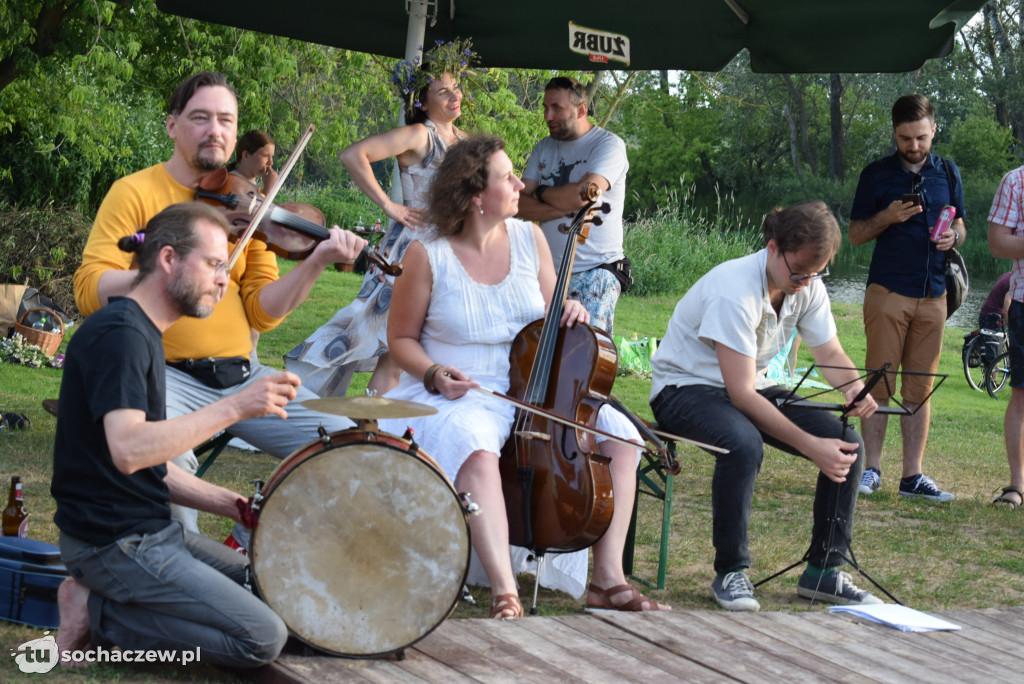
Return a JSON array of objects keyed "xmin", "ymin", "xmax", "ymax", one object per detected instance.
[
  {"xmin": 851, "ymin": 153, "xmax": 965, "ymax": 298},
  {"xmin": 51, "ymin": 297, "xmax": 172, "ymax": 546}
]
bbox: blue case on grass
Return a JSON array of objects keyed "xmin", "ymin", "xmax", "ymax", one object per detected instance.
[{"xmin": 0, "ymin": 537, "xmax": 67, "ymax": 629}]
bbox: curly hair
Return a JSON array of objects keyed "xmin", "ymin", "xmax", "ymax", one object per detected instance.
[
  {"xmin": 427, "ymin": 135, "xmax": 506, "ymax": 237},
  {"xmin": 118, "ymin": 203, "xmax": 230, "ymax": 287},
  {"xmin": 761, "ymin": 200, "xmax": 841, "ymax": 265}
]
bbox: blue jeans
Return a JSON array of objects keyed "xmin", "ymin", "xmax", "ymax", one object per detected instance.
[
  {"xmin": 60, "ymin": 523, "xmax": 287, "ymax": 668},
  {"xmin": 651, "ymin": 384, "xmax": 864, "ymax": 574},
  {"xmin": 166, "ymin": 360, "xmax": 355, "ymax": 532}
]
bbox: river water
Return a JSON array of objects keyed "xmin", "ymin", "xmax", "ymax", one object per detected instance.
[{"xmin": 825, "ymin": 262, "xmax": 999, "ymax": 332}]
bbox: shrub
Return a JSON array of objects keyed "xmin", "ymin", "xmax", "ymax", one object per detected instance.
[
  {"xmin": 0, "ymin": 205, "xmax": 92, "ymax": 317},
  {"xmin": 624, "ymin": 186, "xmax": 760, "ymax": 297}
]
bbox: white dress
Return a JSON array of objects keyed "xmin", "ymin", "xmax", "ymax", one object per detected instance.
[
  {"xmin": 284, "ymin": 120, "xmax": 463, "ymax": 396},
  {"xmin": 379, "ymin": 218, "xmax": 633, "ymax": 598},
  {"xmin": 379, "ymin": 218, "xmax": 544, "ymax": 479}
]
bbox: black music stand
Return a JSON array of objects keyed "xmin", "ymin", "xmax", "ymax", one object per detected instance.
[{"xmin": 752, "ymin": 363, "xmax": 947, "ymax": 605}]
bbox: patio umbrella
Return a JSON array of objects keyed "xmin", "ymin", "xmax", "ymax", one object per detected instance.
[{"xmin": 156, "ymin": 0, "xmax": 987, "ymax": 73}]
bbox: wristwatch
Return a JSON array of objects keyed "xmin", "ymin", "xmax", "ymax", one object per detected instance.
[
  {"xmin": 951, "ymin": 229, "xmax": 960, "ymax": 246},
  {"xmin": 534, "ymin": 185, "xmax": 551, "ymax": 204}
]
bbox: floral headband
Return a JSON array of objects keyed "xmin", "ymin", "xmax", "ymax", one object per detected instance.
[{"xmin": 390, "ymin": 38, "xmax": 480, "ymax": 117}]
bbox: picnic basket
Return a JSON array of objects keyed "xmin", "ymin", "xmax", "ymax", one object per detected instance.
[{"xmin": 13, "ymin": 308, "xmax": 64, "ymax": 356}]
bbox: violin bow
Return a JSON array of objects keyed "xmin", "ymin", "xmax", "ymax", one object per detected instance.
[
  {"xmin": 474, "ymin": 387, "xmax": 727, "ymax": 456},
  {"xmin": 226, "ymin": 123, "xmax": 315, "ymax": 270}
]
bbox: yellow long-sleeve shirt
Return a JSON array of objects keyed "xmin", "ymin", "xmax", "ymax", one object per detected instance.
[{"xmin": 74, "ymin": 163, "xmax": 285, "ymax": 362}]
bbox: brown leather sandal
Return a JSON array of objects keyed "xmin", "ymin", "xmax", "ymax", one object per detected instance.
[
  {"xmin": 585, "ymin": 583, "xmax": 669, "ymax": 612},
  {"xmin": 490, "ymin": 593, "xmax": 523, "ymax": 619},
  {"xmin": 993, "ymin": 486, "xmax": 1023, "ymax": 509}
]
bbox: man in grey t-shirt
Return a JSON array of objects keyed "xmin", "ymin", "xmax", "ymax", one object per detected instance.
[{"xmin": 518, "ymin": 76, "xmax": 629, "ymax": 334}]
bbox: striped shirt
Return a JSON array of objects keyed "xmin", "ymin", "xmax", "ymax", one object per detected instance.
[{"xmin": 987, "ymin": 166, "xmax": 1024, "ymax": 302}]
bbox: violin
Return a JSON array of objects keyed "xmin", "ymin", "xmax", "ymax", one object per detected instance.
[
  {"xmin": 194, "ymin": 167, "xmax": 401, "ymax": 276},
  {"xmin": 498, "ymin": 183, "xmax": 616, "ymax": 554}
]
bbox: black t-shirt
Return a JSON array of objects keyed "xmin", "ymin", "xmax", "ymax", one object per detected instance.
[{"xmin": 51, "ymin": 297, "xmax": 172, "ymax": 546}]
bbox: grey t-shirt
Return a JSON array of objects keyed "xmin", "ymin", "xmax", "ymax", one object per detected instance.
[{"xmin": 522, "ymin": 126, "xmax": 628, "ymax": 272}]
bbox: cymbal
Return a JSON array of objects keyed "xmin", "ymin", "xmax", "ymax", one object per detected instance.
[{"xmin": 302, "ymin": 396, "xmax": 438, "ymax": 420}]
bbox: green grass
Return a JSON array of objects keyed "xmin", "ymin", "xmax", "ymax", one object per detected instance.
[{"xmin": 2, "ymin": 262, "xmax": 1023, "ymax": 682}]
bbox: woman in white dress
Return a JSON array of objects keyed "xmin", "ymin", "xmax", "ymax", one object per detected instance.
[
  {"xmin": 285, "ymin": 67, "xmax": 465, "ymax": 396},
  {"xmin": 379, "ymin": 135, "xmax": 668, "ymax": 618}
]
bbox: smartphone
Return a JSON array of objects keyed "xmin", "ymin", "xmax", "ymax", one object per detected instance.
[{"xmin": 901, "ymin": 193, "xmax": 922, "ymax": 206}]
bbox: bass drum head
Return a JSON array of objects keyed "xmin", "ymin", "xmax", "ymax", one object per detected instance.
[{"xmin": 251, "ymin": 438, "xmax": 470, "ymax": 657}]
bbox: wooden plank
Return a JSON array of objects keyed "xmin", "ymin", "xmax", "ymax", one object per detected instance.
[
  {"xmin": 552, "ymin": 614, "xmax": 733, "ymax": 683},
  {"xmin": 916, "ymin": 628, "xmax": 1024, "ymax": 670},
  {"xmin": 716, "ymin": 610, "xmax": 900, "ymax": 683},
  {"xmin": 465, "ymin": 617, "xmax": 623, "ymax": 683},
  {"xmin": 519, "ymin": 613, "xmax": 695, "ymax": 683},
  {"xmin": 410, "ymin": 619, "xmax": 570, "ymax": 682},
  {"xmin": 802, "ymin": 612, "xmax": 1010, "ymax": 682},
  {"xmin": 682, "ymin": 611, "xmax": 875, "ymax": 684},
  {"xmin": 746, "ymin": 612, "xmax": 931, "ymax": 684},
  {"xmin": 247, "ymin": 609, "xmax": 1024, "ymax": 684},
  {"xmin": 766, "ymin": 612, "xmax": 995, "ymax": 684},
  {"xmin": 594, "ymin": 611, "xmax": 825, "ymax": 683},
  {"xmin": 254, "ymin": 653, "xmax": 417, "ymax": 684},
  {"xmin": 927, "ymin": 611, "xmax": 1013, "ymax": 653},
  {"xmin": 935, "ymin": 609, "xmax": 1024, "ymax": 644}
]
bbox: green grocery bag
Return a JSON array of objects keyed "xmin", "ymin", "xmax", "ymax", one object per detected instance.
[{"xmin": 614, "ymin": 334, "xmax": 657, "ymax": 377}]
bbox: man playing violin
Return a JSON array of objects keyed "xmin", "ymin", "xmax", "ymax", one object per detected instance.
[
  {"xmin": 73, "ymin": 71, "xmax": 367, "ymax": 544},
  {"xmin": 650, "ymin": 201, "xmax": 883, "ymax": 612}
]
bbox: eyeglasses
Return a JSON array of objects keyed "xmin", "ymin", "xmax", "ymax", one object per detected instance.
[
  {"xmin": 172, "ymin": 245, "xmax": 229, "ymax": 275},
  {"xmin": 911, "ymin": 173, "xmax": 924, "ymax": 193},
  {"xmin": 781, "ymin": 251, "xmax": 829, "ymax": 283}
]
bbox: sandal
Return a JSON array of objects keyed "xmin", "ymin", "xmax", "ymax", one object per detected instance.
[
  {"xmin": 993, "ymin": 486, "xmax": 1024, "ymax": 509},
  {"xmin": 489, "ymin": 593, "xmax": 523, "ymax": 620},
  {"xmin": 585, "ymin": 583, "xmax": 669, "ymax": 612}
]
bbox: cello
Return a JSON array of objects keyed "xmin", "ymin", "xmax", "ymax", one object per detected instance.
[{"xmin": 499, "ymin": 183, "xmax": 617, "ymax": 554}]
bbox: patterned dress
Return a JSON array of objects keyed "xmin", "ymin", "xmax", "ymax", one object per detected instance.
[{"xmin": 284, "ymin": 120, "xmax": 464, "ymax": 396}]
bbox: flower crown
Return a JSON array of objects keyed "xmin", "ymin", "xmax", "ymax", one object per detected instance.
[{"xmin": 390, "ymin": 38, "xmax": 479, "ymax": 118}]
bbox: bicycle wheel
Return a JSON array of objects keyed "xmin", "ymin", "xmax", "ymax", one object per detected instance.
[
  {"xmin": 986, "ymin": 350, "xmax": 1011, "ymax": 398},
  {"xmin": 963, "ymin": 333, "xmax": 987, "ymax": 391}
]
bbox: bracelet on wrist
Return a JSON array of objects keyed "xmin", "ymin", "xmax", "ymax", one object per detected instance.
[{"xmin": 423, "ymin": 364, "xmax": 444, "ymax": 395}]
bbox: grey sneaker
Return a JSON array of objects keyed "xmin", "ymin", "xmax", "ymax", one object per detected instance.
[
  {"xmin": 711, "ymin": 571, "xmax": 760, "ymax": 612},
  {"xmin": 797, "ymin": 570, "xmax": 883, "ymax": 605},
  {"xmin": 859, "ymin": 467, "xmax": 880, "ymax": 495},
  {"xmin": 898, "ymin": 474, "xmax": 955, "ymax": 502}
]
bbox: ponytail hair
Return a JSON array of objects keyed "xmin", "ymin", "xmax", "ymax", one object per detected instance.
[{"xmin": 119, "ymin": 203, "xmax": 230, "ymax": 287}]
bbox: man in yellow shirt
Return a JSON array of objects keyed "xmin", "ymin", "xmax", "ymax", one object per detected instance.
[{"xmin": 74, "ymin": 71, "xmax": 367, "ymax": 540}]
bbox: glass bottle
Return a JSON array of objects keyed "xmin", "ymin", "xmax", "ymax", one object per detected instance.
[{"xmin": 2, "ymin": 476, "xmax": 29, "ymax": 537}]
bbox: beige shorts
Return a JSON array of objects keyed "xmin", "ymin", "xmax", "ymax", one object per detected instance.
[{"xmin": 862, "ymin": 283, "xmax": 945, "ymax": 404}]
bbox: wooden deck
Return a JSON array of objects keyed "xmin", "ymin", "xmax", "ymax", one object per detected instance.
[{"xmin": 251, "ymin": 606, "xmax": 1024, "ymax": 683}]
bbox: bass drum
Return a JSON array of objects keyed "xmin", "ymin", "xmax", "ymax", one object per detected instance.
[{"xmin": 250, "ymin": 427, "xmax": 471, "ymax": 657}]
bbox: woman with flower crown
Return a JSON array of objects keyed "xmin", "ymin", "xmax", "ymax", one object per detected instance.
[{"xmin": 285, "ymin": 42, "xmax": 473, "ymax": 396}]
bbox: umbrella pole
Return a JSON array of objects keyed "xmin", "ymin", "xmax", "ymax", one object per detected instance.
[{"xmin": 386, "ymin": 1, "xmax": 431, "ymax": 209}]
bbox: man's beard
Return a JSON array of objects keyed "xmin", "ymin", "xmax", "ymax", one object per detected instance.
[
  {"xmin": 899, "ymin": 147, "xmax": 929, "ymax": 166},
  {"xmin": 193, "ymin": 143, "xmax": 226, "ymax": 171},
  {"xmin": 548, "ymin": 118, "xmax": 578, "ymax": 141},
  {"xmin": 168, "ymin": 276, "xmax": 216, "ymax": 319}
]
